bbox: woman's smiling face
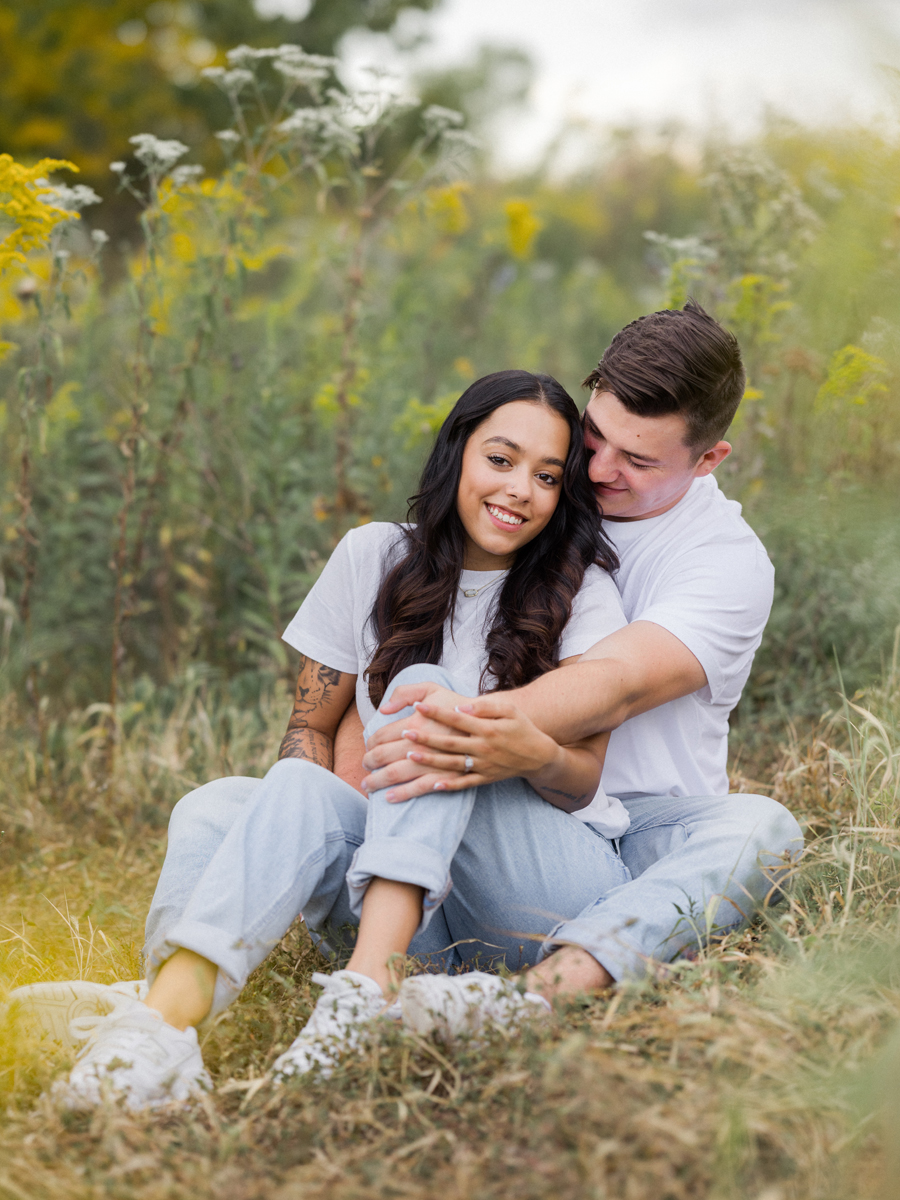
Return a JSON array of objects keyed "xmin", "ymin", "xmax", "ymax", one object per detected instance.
[{"xmin": 456, "ymin": 399, "xmax": 571, "ymax": 571}]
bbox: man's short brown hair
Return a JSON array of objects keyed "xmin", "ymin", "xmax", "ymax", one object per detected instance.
[{"xmin": 583, "ymin": 301, "xmax": 745, "ymax": 452}]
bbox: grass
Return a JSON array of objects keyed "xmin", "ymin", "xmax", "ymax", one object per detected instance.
[{"xmin": 1, "ymin": 654, "xmax": 899, "ymax": 1199}]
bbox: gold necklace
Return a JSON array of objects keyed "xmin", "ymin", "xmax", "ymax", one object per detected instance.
[{"xmin": 459, "ymin": 575, "xmax": 504, "ymax": 599}]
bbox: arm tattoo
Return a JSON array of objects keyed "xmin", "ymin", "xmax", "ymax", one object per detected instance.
[
  {"xmin": 278, "ymin": 655, "xmax": 345, "ymax": 770},
  {"xmin": 538, "ymin": 785, "xmax": 591, "ymax": 812}
]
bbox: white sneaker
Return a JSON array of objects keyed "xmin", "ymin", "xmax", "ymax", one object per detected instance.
[
  {"xmin": 4, "ymin": 979, "xmax": 148, "ymax": 1049},
  {"xmin": 50, "ymin": 1004, "xmax": 211, "ymax": 1111},
  {"xmin": 271, "ymin": 970, "xmax": 388, "ymax": 1080},
  {"xmin": 400, "ymin": 971, "xmax": 550, "ymax": 1041}
]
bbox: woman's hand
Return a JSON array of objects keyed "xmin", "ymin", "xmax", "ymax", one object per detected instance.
[
  {"xmin": 397, "ymin": 695, "xmax": 559, "ymax": 782},
  {"xmin": 367, "ymin": 695, "xmax": 605, "ymax": 811}
]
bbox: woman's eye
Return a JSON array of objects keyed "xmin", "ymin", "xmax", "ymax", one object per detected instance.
[
  {"xmin": 487, "ymin": 455, "xmax": 510, "ymax": 467},
  {"xmin": 536, "ymin": 472, "xmax": 559, "ymax": 486}
]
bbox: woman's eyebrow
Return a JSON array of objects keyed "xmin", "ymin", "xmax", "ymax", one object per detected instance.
[{"xmin": 483, "ymin": 435, "xmax": 565, "ymax": 468}]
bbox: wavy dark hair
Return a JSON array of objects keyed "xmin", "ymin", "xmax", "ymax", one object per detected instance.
[{"xmin": 366, "ymin": 370, "xmax": 618, "ymax": 707}]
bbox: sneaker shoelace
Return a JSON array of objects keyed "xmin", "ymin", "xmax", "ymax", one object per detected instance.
[{"xmin": 68, "ymin": 1008, "xmax": 167, "ymax": 1059}]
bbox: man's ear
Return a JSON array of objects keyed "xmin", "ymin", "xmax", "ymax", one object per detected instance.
[{"xmin": 694, "ymin": 440, "xmax": 732, "ymax": 477}]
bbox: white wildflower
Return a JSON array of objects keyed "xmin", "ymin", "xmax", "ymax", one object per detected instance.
[
  {"xmin": 274, "ymin": 45, "xmax": 338, "ymax": 69},
  {"xmin": 109, "ymin": 161, "xmax": 126, "ymax": 175},
  {"xmin": 221, "ymin": 68, "xmax": 255, "ymax": 94},
  {"xmin": 129, "ymin": 134, "xmax": 189, "ymax": 173},
  {"xmin": 201, "ymin": 66, "xmax": 225, "ymax": 82},
  {"xmin": 226, "ymin": 44, "xmax": 279, "ymax": 67},
  {"xmin": 38, "ymin": 181, "xmax": 102, "ymax": 212},
  {"xmin": 439, "ymin": 129, "xmax": 481, "ymax": 154},
  {"xmin": 170, "ymin": 164, "xmax": 204, "ymax": 187},
  {"xmin": 91, "ymin": 229, "xmax": 110, "ymax": 246},
  {"xmin": 214, "ymin": 129, "xmax": 241, "ymax": 145},
  {"xmin": 422, "ymin": 105, "xmax": 465, "ymax": 137},
  {"xmin": 276, "ymin": 107, "xmax": 359, "ymax": 155},
  {"xmin": 273, "ymin": 61, "xmax": 329, "ymax": 88}
]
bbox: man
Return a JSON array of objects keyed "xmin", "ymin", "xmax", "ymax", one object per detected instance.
[
  {"xmin": 10, "ymin": 303, "xmax": 801, "ymax": 1092},
  {"xmin": 358, "ymin": 300, "xmax": 802, "ymax": 1024}
]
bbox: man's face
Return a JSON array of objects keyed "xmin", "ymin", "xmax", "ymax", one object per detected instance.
[{"xmin": 583, "ymin": 390, "xmax": 731, "ymax": 521}]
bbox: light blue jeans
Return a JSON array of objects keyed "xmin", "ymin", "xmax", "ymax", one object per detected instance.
[{"xmin": 144, "ymin": 665, "xmax": 803, "ymax": 1014}]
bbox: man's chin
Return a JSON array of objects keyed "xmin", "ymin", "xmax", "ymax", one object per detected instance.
[{"xmin": 593, "ymin": 488, "xmax": 632, "ymax": 516}]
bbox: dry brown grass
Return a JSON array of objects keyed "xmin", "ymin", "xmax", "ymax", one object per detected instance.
[{"xmin": 1, "ymin": 668, "xmax": 899, "ymax": 1200}]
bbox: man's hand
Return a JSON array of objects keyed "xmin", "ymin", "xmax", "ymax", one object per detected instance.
[{"xmin": 362, "ymin": 694, "xmax": 564, "ymax": 803}]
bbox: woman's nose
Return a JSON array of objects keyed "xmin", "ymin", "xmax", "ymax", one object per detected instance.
[{"xmin": 506, "ymin": 470, "xmax": 531, "ymax": 500}]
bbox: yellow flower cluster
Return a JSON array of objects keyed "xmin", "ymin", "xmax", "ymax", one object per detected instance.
[
  {"xmin": 504, "ymin": 198, "xmax": 542, "ymax": 260},
  {"xmin": 0, "ymin": 153, "xmax": 78, "ymax": 276}
]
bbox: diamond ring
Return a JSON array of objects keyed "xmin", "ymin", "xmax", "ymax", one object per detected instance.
[{"xmin": 464, "ymin": 755, "xmax": 474, "ymax": 773}]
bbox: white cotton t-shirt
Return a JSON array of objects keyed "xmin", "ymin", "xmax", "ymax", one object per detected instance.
[
  {"xmin": 598, "ymin": 473, "xmax": 774, "ymax": 801},
  {"xmin": 282, "ymin": 522, "xmax": 628, "ymax": 829}
]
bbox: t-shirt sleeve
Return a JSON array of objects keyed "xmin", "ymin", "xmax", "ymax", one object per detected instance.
[
  {"xmin": 633, "ymin": 537, "xmax": 774, "ymax": 704},
  {"xmin": 558, "ymin": 565, "xmax": 628, "ymax": 660},
  {"xmin": 282, "ymin": 531, "xmax": 363, "ymax": 675}
]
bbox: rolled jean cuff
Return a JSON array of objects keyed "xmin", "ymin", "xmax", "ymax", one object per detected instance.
[
  {"xmin": 345, "ymin": 837, "xmax": 453, "ymax": 936},
  {"xmin": 538, "ymin": 917, "xmax": 650, "ymax": 984},
  {"xmin": 148, "ymin": 918, "xmax": 277, "ymax": 1017}
]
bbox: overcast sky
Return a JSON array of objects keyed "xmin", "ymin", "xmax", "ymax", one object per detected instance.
[{"xmin": 326, "ymin": 0, "xmax": 900, "ymax": 170}]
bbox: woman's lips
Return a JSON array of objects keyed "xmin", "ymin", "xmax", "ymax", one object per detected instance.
[{"xmin": 485, "ymin": 502, "xmax": 526, "ymax": 530}]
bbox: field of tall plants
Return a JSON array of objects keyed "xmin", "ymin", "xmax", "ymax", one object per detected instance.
[{"xmin": 2, "ymin": 38, "xmax": 900, "ymax": 1200}]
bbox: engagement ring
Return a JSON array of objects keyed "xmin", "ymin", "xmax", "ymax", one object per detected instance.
[{"xmin": 464, "ymin": 755, "xmax": 474, "ymax": 773}]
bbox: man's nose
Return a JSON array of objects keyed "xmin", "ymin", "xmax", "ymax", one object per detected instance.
[{"xmin": 587, "ymin": 443, "xmax": 617, "ymax": 481}]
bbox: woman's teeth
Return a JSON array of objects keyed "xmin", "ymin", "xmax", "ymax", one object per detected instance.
[{"xmin": 487, "ymin": 504, "xmax": 523, "ymax": 526}]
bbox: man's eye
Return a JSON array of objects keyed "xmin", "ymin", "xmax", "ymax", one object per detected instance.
[{"xmin": 628, "ymin": 459, "xmax": 652, "ymax": 471}]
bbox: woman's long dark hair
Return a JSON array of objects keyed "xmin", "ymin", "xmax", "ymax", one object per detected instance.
[{"xmin": 366, "ymin": 370, "xmax": 618, "ymax": 707}]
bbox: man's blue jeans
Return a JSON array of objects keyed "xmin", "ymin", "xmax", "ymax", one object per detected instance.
[{"xmin": 144, "ymin": 665, "xmax": 803, "ymax": 1014}]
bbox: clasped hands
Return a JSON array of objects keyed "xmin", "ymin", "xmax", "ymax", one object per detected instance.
[{"xmin": 361, "ymin": 682, "xmax": 560, "ymax": 803}]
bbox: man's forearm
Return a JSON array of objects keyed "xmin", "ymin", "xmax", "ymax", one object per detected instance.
[
  {"xmin": 512, "ymin": 659, "xmax": 635, "ymax": 744},
  {"xmin": 278, "ymin": 728, "xmax": 334, "ymax": 770}
]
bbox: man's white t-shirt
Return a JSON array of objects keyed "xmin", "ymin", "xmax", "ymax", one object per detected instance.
[
  {"xmin": 282, "ymin": 522, "xmax": 628, "ymax": 829},
  {"xmin": 599, "ymin": 473, "xmax": 774, "ymax": 802}
]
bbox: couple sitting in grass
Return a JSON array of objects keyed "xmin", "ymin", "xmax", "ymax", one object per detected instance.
[{"xmin": 15, "ymin": 302, "xmax": 802, "ymax": 1110}]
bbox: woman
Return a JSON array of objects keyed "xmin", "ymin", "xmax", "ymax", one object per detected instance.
[{"xmin": 44, "ymin": 370, "xmax": 630, "ymax": 1109}]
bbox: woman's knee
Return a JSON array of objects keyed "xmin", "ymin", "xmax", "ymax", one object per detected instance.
[
  {"xmin": 365, "ymin": 663, "xmax": 470, "ymax": 740},
  {"xmin": 383, "ymin": 663, "xmax": 465, "ymax": 701}
]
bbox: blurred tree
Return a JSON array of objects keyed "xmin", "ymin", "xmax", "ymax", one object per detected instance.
[{"xmin": 0, "ymin": 0, "xmax": 440, "ymax": 192}]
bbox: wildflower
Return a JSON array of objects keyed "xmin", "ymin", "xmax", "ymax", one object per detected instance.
[
  {"xmin": 170, "ymin": 165, "xmax": 204, "ymax": 188},
  {"xmin": 273, "ymin": 61, "xmax": 330, "ymax": 89},
  {"xmin": 109, "ymin": 161, "xmax": 126, "ymax": 175},
  {"xmin": 214, "ymin": 130, "xmax": 241, "ymax": 145},
  {"xmin": 422, "ymin": 105, "xmax": 465, "ymax": 137},
  {"xmin": 38, "ymin": 182, "xmax": 101, "ymax": 213},
  {"xmin": 275, "ymin": 45, "xmax": 338, "ymax": 69},
  {"xmin": 226, "ymin": 44, "xmax": 280, "ymax": 67},
  {"xmin": 505, "ymin": 199, "xmax": 542, "ymax": 259},
  {"xmin": 91, "ymin": 229, "xmax": 109, "ymax": 246},
  {"xmin": 1, "ymin": 154, "xmax": 79, "ymax": 273},
  {"xmin": 129, "ymin": 135, "xmax": 189, "ymax": 174},
  {"xmin": 440, "ymin": 130, "xmax": 480, "ymax": 155},
  {"xmin": 277, "ymin": 108, "xmax": 360, "ymax": 155}
]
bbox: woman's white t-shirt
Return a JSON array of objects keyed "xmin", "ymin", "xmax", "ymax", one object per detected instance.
[{"xmin": 282, "ymin": 522, "xmax": 630, "ymax": 835}]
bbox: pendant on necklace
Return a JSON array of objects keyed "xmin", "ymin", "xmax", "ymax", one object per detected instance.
[{"xmin": 463, "ymin": 588, "xmax": 478, "ymax": 598}]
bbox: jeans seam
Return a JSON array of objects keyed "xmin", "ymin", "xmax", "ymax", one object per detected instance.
[{"xmin": 241, "ymin": 831, "xmax": 352, "ymax": 943}]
